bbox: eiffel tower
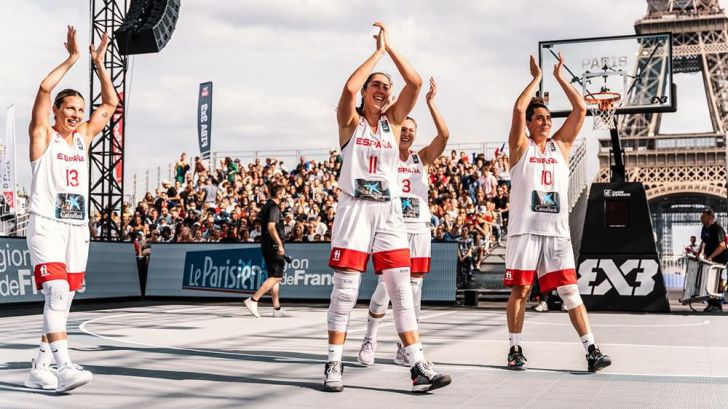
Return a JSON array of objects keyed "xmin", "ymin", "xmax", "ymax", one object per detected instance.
[{"xmin": 597, "ymin": 0, "xmax": 728, "ymax": 256}]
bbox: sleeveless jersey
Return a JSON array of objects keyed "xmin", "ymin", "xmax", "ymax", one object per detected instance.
[
  {"xmin": 339, "ymin": 115, "xmax": 401, "ymax": 200},
  {"xmin": 28, "ymin": 129, "xmax": 89, "ymax": 225},
  {"xmin": 507, "ymin": 138, "xmax": 569, "ymax": 238},
  {"xmin": 398, "ymin": 152, "xmax": 431, "ymax": 232}
]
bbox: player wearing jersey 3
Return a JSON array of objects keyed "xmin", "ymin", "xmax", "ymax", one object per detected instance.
[
  {"xmin": 504, "ymin": 54, "xmax": 611, "ymax": 372},
  {"xmin": 24, "ymin": 26, "xmax": 118, "ymax": 393},
  {"xmin": 323, "ymin": 23, "xmax": 451, "ymax": 393},
  {"xmin": 357, "ymin": 77, "xmax": 449, "ymax": 367}
]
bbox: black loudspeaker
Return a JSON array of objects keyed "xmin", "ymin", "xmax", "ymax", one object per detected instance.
[{"xmin": 115, "ymin": 0, "xmax": 181, "ymax": 55}]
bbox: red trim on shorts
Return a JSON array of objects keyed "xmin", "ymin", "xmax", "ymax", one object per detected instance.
[
  {"xmin": 67, "ymin": 272, "xmax": 86, "ymax": 291},
  {"xmin": 410, "ymin": 257, "xmax": 431, "ymax": 274},
  {"xmin": 372, "ymin": 248, "xmax": 411, "ymax": 272},
  {"xmin": 328, "ymin": 247, "xmax": 370, "ymax": 272},
  {"xmin": 539, "ymin": 268, "xmax": 577, "ymax": 292},
  {"xmin": 34, "ymin": 263, "xmax": 67, "ymax": 290},
  {"xmin": 504, "ymin": 269, "xmax": 536, "ymax": 287}
]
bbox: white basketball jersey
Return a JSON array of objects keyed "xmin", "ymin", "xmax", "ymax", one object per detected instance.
[
  {"xmin": 339, "ymin": 115, "xmax": 401, "ymax": 200},
  {"xmin": 398, "ymin": 152, "xmax": 431, "ymax": 232},
  {"xmin": 28, "ymin": 129, "xmax": 89, "ymax": 225},
  {"xmin": 507, "ymin": 138, "xmax": 570, "ymax": 238}
]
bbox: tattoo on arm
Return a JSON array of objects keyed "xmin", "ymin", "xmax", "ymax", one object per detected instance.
[{"xmin": 102, "ymin": 112, "xmax": 109, "ymax": 118}]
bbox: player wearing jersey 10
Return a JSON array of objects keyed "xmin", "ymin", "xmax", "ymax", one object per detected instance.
[{"xmin": 503, "ymin": 53, "xmax": 610, "ymax": 372}]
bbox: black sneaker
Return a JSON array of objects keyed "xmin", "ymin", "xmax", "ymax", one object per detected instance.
[
  {"xmin": 410, "ymin": 360, "xmax": 452, "ymax": 393},
  {"xmin": 507, "ymin": 345, "xmax": 527, "ymax": 370},
  {"xmin": 322, "ymin": 361, "xmax": 344, "ymax": 392},
  {"xmin": 586, "ymin": 345, "xmax": 612, "ymax": 372}
]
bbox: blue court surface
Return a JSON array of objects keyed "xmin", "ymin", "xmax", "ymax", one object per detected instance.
[{"xmin": 1, "ymin": 301, "xmax": 727, "ymax": 408}]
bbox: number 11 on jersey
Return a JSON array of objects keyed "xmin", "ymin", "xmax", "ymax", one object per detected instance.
[{"xmin": 368, "ymin": 155, "xmax": 378, "ymax": 174}]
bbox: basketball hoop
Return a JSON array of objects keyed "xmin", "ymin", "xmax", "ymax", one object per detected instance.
[{"xmin": 585, "ymin": 91, "xmax": 621, "ymax": 130}]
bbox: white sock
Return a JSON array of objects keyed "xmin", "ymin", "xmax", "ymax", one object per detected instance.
[
  {"xmin": 365, "ymin": 315, "xmax": 383, "ymax": 340},
  {"xmin": 404, "ymin": 342, "xmax": 425, "ymax": 366},
  {"xmin": 327, "ymin": 344, "xmax": 344, "ymax": 362},
  {"xmin": 580, "ymin": 333, "xmax": 595, "ymax": 352},
  {"xmin": 49, "ymin": 339, "xmax": 72, "ymax": 367},
  {"xmin": 509, "ymin": 333, "xmax": 522, "ymax": 348},
  {"xmin": 411, "ymin": 277, "xmax": 424, "ymax": 321},
  {"xmin": 35, "ymin": 341, "xmax": 53, "ymax": 368}
]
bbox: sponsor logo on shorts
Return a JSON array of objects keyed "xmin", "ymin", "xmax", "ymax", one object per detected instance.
[
  {"xmin": 504, "ymin": 270, "xmax": 513, "ymax": 280},
  {"xmin": 39, "ymin": 265, "xmax": 49, "ymax": 277},
  {"xmin": 578, "ymin": 258, "xmax": 657, "ymax": 296},
  {"xmin": 332, "ymin": 250, "xmax": 341, "ymax": 261}
]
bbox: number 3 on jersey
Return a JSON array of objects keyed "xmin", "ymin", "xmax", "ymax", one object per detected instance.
[
  {"xmin": 66, "ymin": 169, "xmax": 79, "ymax": 187},
  {"xmin": 368, "ymin": 155, "xmax": 378, "ymax": 174},
  {"xmin": 541, "ymin": 170, "xmax": 553, "ymax": 186},
  {"xmin": 402, "ymin": 178, "xmax": 411, "ymax": 193}
]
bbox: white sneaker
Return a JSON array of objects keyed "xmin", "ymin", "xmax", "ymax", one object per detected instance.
[
  {"xmin": 393, "ymin": 342, "xmax": 410, "ymax": 366},
  {"xmin": 357, "ymin": 336, "xmax": 377, "ymax": 366},
  {"xmin": 244, "ymin": 297, "xmax": 260, "ymax": 318},
  {"xmin": 322, "ymin": 361, "xmax": 344, "ymax": 392},
  {"xmin": 534, "ymin": 301, "xmax": 549, "ymax": 312},
  {"xmin": 24, "ymin": 359, "xmax": 58, "ymax": 390},
  {"xmin": 272, "ymin": 308, "xmax": 290, "ymax": 317},
  {"xmin": 56, "ymin": 364, "xmax": 93, "ymax": 393}
]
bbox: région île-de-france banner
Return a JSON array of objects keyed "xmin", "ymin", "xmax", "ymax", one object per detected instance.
[
  {"xmin": 0, "ymin": 106, "xmax": 16, "ymax": 214},
  {"xmin": 197, "ymin": 82, "xmax": 212, "ymax": 161}
]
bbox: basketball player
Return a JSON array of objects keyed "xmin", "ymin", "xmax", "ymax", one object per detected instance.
[
  {"xmin": 504, "ymin": 54, "xmax": 611, "ymax": 372},
  {"xmin": 24, "ymin": 26, "xmax": 118, "ymax": 392},
  {"xmin": 357, "ymin": 77, "xmax": 449, "ymax": 367},
  {"xmin": 323, "ymin": 22, "xmax": 451, "ymax": 393}
]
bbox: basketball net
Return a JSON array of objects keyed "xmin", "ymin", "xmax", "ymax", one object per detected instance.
[{"xmin": 585, "ymin": 91, "xmax": 621, "ymax": 130}]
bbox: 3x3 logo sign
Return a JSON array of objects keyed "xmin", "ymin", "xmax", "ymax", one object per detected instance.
[{"xmin": 577, "ymin": 258, "xmax": 658, "ymax": 296}]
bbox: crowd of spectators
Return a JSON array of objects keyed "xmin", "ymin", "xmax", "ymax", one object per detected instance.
[{"xmin": 94, "ymin": 149, "xmax": 511, "ymax": 277}]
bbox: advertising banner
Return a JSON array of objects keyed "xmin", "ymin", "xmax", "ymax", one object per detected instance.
[
  {"xmin": 146, "ymin": 242, "xmax": 457, "ymax": 301},
  {"xmin": 0, "ymin": 106, "xmax": 16, "ymax": 213},
  {"xmin": 0, "ymin": 239, "xmax": 141, "ymax": 304},
  {"xmin": 197, "ymin": 82, "xmax": 212, "ymax": 160}
]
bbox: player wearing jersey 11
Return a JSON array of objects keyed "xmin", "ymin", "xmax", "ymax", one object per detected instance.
[
  {"xmin": 503, "ymin": 54, "xmax": 611, "ymax": 372},
  {"xmin": 24, "ymin": 26, "xmax": 118, "ymax": 393},
  {"xmin": 357, "ymin": 77, "xmax": 449, "ymax": 367},
  {"xmin": 323, "ymin": 22, "xmax": 451, "ymax": 393}
]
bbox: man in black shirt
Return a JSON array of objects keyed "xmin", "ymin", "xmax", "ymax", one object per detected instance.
[
  {"xmin": 699, "ymin": 209, "xmax": 727, "ymax": 312},
  {"xmin": 244, "ymin": 185, "xmax": 289, "ymax": 318}
]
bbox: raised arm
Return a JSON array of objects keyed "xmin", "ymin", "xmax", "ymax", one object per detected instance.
[
  {"xmin": 509, "ymin": 55, "xmax": 541, "ymax": 168},
  {"xmin": 29, "ymin": 26, "xmax": 81, "ymax": 159},
  {"xmin": 552, "ymin": 52, "xmax": 586, "ymax": 156},
  {"xmin": 81, "ymin": 32, "xmax": 119, "ymax": 145},
  {"xmin": 384, "ymin": 23, "xmax": 423, "ymax": 127},
  {"xmin": 336, "ymin": 24, "xmax": 386, "ymax": 148},
  {"xmin": 418, "ymin": 78, "xmax": 449, "ymax": 166}
]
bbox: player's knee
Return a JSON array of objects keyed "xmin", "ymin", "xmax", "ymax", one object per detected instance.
[
  {"xmin": 557, "ymin": 284, "xmax": 583, "ymax": 310},
  {"xmin": 369, "ymin": 279, "xmax": 390, "ymax": 315},
  {"xmin": 382, "ymin": 268, "xmax": 417, "ymax": 333},
  {"xmin": 327, "ymin": 271, "xmax": 361, "ymax": 332},
  {"xmin": 510, "ymin": 285, "xmax": 531, "ymax": 300},
  {"xmin": 43, "ymin": 280, "xmax": 71, "ymax": 312}
]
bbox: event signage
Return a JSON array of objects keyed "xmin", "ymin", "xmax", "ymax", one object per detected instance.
[
  {"xmin": 146, "ymin": 242, "xmax": 457, "ymax": 301},
  {"xmin": 197, "ymin": 82, "xmax": 213, "ymax": 160}
]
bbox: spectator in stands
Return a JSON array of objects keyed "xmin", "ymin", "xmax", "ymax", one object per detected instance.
[
  {"xmin": 175, "ymin": 153, "xmax": 190, "ymax": 185},
  {"xmin": 193, "ymin": 156, "xmax": 208, "ymax": 179},
  {"xmin": 457, "ymin": 226, "xmax": 474, "ymax": 288}
]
